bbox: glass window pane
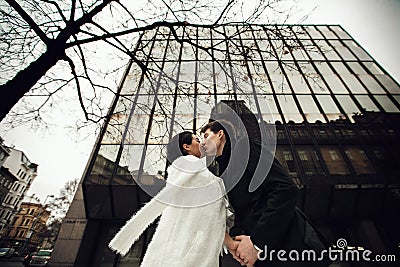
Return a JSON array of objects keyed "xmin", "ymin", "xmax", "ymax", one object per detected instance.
[
  {"xmin": 362, "ymin": 62, "xmax": 384, "ymax": 75},
  {"xmin": 344, "ymin": 147, "xmax": 375, "ymax": 175},
  {"xmin": 374, "ymin": 95, "xmax": 399, "ymax": 112},
  {"xmin": 344, "ymin": 40, "xmax": 371, "ymax": 60},
  {"xmin": 355, "ymin": 95, "xmax": 379, "ymax": 112},
  {"xmin": 336, "ymin": 95, "xmax": 360, "ymax": 114},
  {"xmin": 277, "ymin": 95, "xmax": 303, "ymax": 122},
  {"xmin": 358, "ymin": 75, "xmax": 385, "ymax": 93},
  {"xmin": 320, "ymin": 147, "xmax": 350, "ymax": 175},
  {"xmin": 316, "ymin": 40, "xmax": 340, "ymax": 60},
  {"xmin": 88, "ymin": 145, "xmax": 120, "ymax": 184},
  {"xmin": 316, "ymin": 95, "xmax": 343, "ymax": 121},
  {"xmin": 328, "ymin": 40, "xmax": 356, "ymax": 60},
  {"xmin": 330, "ymin": 26, "xmax": 351, "ymax": 39},
  {"xmin": 375, "ymin": 75, "xmax": 400, "ymax": 94},
  {"xmin": 331, "ymin": 62, "xmax": 350, "ymax": 74},
  {"xmin": 393, "ymin": 95, "xmax": 400, "ymax": 105},
  {"xmin": 347, "ymin": 62, "xmax": 367, "ymax": 74},
  {"xmin": 316, "ymin": 95, "xmax": 340, "ymax": 113},
  {"xmin": 121, "ymin": 65, "xmax": 143, "ymax": 95},
  {"xmin": 301, "ymin": 40, "xmax": 324, "ymax": 60},
  {"xmin": 306, "ymin": 26, "xmax": 324, "ymax": 39},
  {"xmin": 324, "ymin": 74, "xmax": 348, "ymax": 93},
  {"xmin": 269, "ymin": 73, "xmax": 291, "ymax": 94},
  {"xmin": 259, "ymin": 94, "xmax": 281, "ymax": 123},
  {"xmin": 315, "ymin": 62, "xmax": 334, "ymax": 74},
  {"xmin": 297, "ymin": 95, "xmax": 324, "ymax": 123},
  {"xmin": 317, "ymin": 26, "xmax": 337, "ymax": 39},
  {"xmin": 340, "ymin": 74, "xmax": 367, "ymax": 94}
]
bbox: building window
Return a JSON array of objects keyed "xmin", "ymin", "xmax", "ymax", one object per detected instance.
[
  {"xmin": 345, "ymin": 150, "xmax": 354, "ymax": 160},
  {"xmin": 298, "ymin": 150, "xmax": 309, "ymax": 161},
  {"xmin": 329, "ymin": 150, "xmax": 340, "ymax": 161},
  {"xmin": 373, "ymin": 150, "xmax": 384, "ymax": 159},
  {"xmin": 321, "ymin": 147, "xmax": 349, "ymax": 174},
  {"xmin": 283, "ymin": 151, "xmax": 293, "ymax": 161}
]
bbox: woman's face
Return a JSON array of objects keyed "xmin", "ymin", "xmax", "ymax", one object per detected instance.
[{"xmin": 184, "ymin": 135, "xmax": 203, "ymax": 158}]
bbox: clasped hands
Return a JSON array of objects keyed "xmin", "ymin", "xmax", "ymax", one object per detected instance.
[{"xmin": 225, "ymin": 235, "xmax": 259, "ymax": 267}]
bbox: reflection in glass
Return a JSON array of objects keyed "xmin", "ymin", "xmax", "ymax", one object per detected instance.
[
  {"xmin": 296, "ymin": 147, "xmax": 324, "ymax": 175},
  {"xmin": 320, "ymin": 147, "xmax": 350, "ymax": 175},
  {"xmin": 340, "ymin": 74, "xmax": 367, "ymax": 94},
  {"xmin": 347, "ymin": 62, "xmax": 367, "ymax": 75},
  {"xmin": 275, "ymin": 147, "xmax": 297, "ymax": 178},
  {"xmin": 358, "ymin": 75, "xmax": 385, "ymax": 93},
  {"xmin": 393, "ymin": 95, "xmax": 400, "ymax": 106},
  {"xmin": 336, "ymin": 95, "xmax": 360, "ymax": 114},
  {"xmin": 88, "ymin": 145, "xmax": 120, "ymax": 185},
  {"xmin": 374, "ymin": 95, "xmax": 399, "ymax": 112},
  {"xmin": 328, "ymin": 40, "xmax": 355, "ymax": 60},
  {"xmin": 330, "ymin": 26, "xmax": 351, "ymax": 39},
  {"xmin": 317, "ymin": 40, "xmax": 340, "ymax": 60},
  {"xmin": 355, "ymin": 95, "xmax": 380, "ymax": 112},
  {"xmin": 317, "ymin": 26, "xmax": 337, "ymax": 39},
  {"xmin": 324, "ymin": 74, "xmax": 348, "ymax": 93},
  {"xmin": 316, "ymin": 95, "xmax": 342, "ymax": 121},
  {"xmin": 277, "ymin": 95, "xmax": 303, "ymax": 122},
  {"xmin": 375, "ymin": 75, "xmax": 400, "ymax": 94},
  {"xmin": 297, "ymin": 95, "xmax": 324, "ymax": 123},
  {"xmin": 343, "ymin": 40, "xmax": 371, "ymax": 60},
  {"xmin": 331, "ymin": 62, "xmax": 350, "ymax": 74},
  {"xmin": 305, "ymin": 26, "xmax": 323, "ymax": 39},
  {"xmin": 344, "ymin": 148, "xmax": 375, "ymax": 175}
]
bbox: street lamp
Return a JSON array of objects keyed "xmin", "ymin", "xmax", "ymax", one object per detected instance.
[{"xmin": 20, "ymin": 194, "xmax": 55, "ymax": 255}]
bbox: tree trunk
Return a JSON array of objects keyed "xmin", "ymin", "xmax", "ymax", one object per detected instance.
[{"xmin": 0, "ymin": 46, "xmax": 65, "ymax": 122}]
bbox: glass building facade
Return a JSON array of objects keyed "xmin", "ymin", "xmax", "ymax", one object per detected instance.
[{"xmin": 51, "ymin": 24, "xmax": 400, "ymax": 266}]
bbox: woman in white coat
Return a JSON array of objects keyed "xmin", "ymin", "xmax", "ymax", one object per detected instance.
[{"xmin": 109, "ymin": 131, "xmax": 236, "ymax": 266}]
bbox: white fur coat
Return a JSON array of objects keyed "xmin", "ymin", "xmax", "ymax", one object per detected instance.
[{"xmin": 109, "ymin": 155, "xmax": 227, "ymax": 266}]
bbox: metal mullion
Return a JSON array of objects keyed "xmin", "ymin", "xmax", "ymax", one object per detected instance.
[
  {"xmin": 285, "ymin": 25, "xmax": 330, "ymax": 176},
  {"xmin": 262, "ymin": 25, "xmax": 306, "ymax": 180},
  {"xmin": 99, "ymin": 30, "xmax": 159, "ymax": 219},
  {"xmin": 137, "ymin": 30, "xmax": 174, "ymax": 183},
  {"xmin": 163, "ymin": 26, "xmax": 186, "ymax": 176},
  {"xmin": 109, "ymin": 31, "xmax": 161, "ymax": 186},
  {"xmin": 251, "ymin": 27, "xmax": 284, "ymax": 121},
  {"xmin": 209, "ymin": 28, "xmax": 219, "ymax": 111},
  {"xmin": 235, "ymin": 25, "xmax": 265, "ymax": 132},
  {"xmin": 308, "ymin": 26, "xmax": 359, "ymax": 180},
  {"xmin": 222, "ymin": 24, "xmax": 239, "ymax": 107},
  {"xmin": 320, "ymin": 27, "xmax": 383, "ymax": 177},
  {"xmin": 325, "ymin": 28, "xmax": 388, "ymax": 112},
  {"xmin": 323, "ymin": 28, "xmax": 385, "ymax": 112},
  {"xmin": 305, "ymin": 27, "xmax": 353, "ymax": 123},
  {"xmin": 193, "ymin": 26, "xmax": 199, "ymax": 133}
]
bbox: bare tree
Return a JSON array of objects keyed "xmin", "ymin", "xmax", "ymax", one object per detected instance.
[
  {"xmin": 0, "ymin": 0, "xmax": 303, "ymax": 131},
  {"xmin": 47, "ymin": 179, "xmax": 79, "ymax": 221}
]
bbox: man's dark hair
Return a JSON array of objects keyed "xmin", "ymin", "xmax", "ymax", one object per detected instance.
[{"xmin": 200, "ymin": 120, "xmax": 233, "ymax": 144}]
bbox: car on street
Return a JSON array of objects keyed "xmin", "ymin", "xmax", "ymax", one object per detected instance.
[
  {"xmin": 29, "ymin": 250, "xmax": 52, "ymax": 266},
  {"xmin": 0, "ymin": 247, "xmax": 16, "ymax": 258}
]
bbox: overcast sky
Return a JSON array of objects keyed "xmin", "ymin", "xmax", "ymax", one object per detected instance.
[{"xmin": 0, "ymin": 0, "xmax": 399, "ymax": 203}]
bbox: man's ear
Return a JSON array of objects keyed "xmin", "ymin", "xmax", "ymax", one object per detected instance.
[
  {"xmin": 218, "ymin": 130, "xmax": 224, "ymax": 139},
  {"xmin": 182, "ymin": 143, "xmax": 190, "ymax": 152}
]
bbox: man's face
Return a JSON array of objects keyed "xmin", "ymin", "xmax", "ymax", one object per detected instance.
[{"xmin": 201, "ymin": 128, "xmax": 222, "ymax": 156}]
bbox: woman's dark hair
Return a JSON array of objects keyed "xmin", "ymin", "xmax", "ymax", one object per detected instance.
[{"xmin": 166, "ymin": 131, "xmax": 193, "ymax": 164}]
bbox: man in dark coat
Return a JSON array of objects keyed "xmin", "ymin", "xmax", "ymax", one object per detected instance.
[{"xmin": 201, "ymin": 120, "xmax": 329, "ymax": 267}]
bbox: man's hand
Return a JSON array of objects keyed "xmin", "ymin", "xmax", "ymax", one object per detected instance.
[{"xmin": 234, "ymin": 235, "xmax": 259, "ymax": 267}]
